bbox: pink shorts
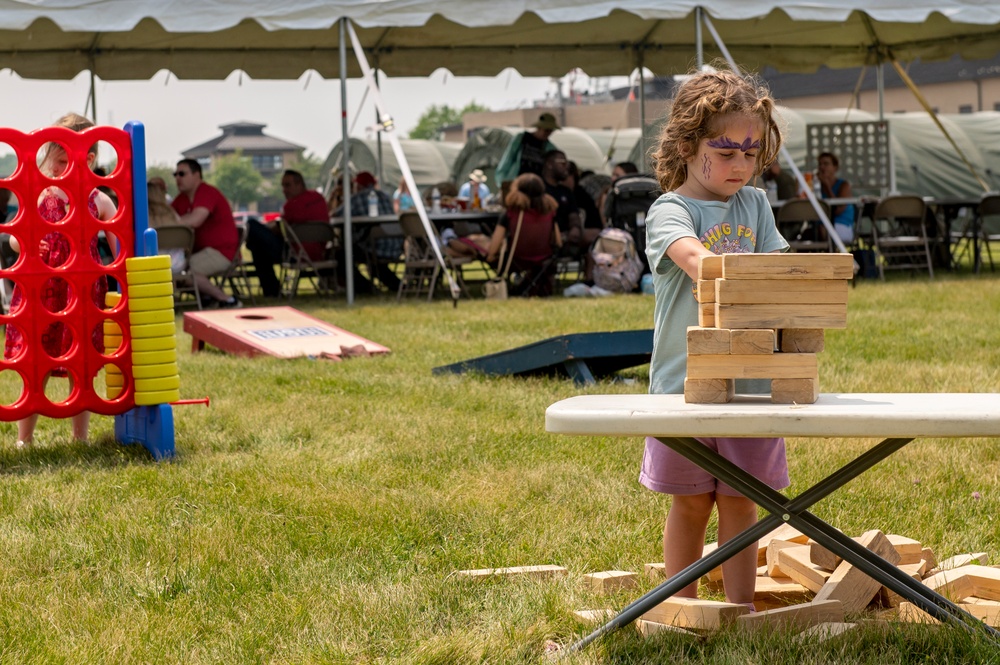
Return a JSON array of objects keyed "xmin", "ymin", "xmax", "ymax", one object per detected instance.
[{"xmin": 639, "ymin": 436, "xmax": 790, "ymax": 497}]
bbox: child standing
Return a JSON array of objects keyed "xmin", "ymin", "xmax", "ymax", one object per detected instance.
[
  {"xmin": 6, "ymin": 112, "xmax": 117, "ymax": 448},
  {"xmin": 640, "ymin": 69, "xmax": 790, "ymax": 609}
]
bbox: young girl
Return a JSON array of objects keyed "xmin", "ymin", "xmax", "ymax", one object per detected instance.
[
  {"xmin": 483, "ymin": 173, "xmax": 561, "ymax": 297},
  {"xmin": 641, "ymin": 69, "xmax": 789, "ymax": 609},
  {"xmin": 6, "ymin": 112, "xmax": 117, "ymax": 448}
]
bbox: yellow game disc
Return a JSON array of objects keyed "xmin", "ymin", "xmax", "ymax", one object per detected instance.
[
  {"xmin": 103, "ymin": 363, "xmax": 123, "ymax": 374},
  {"xmin": 104, "ymin": 374, "xmax": 125, "ymax": 387},
  {"xmin": 103, "ymin": 320, "xmax": 124, "ymax": 335},
  {"xmin": 132, "ymin": 362, "xmax": 178, "ymax": 380},
  {"xmin": 134, "ymin": 375, "xmax": 180, "ymax": 392},
  {"xmin": 128, "ymin": 308, "xmax": 175, "ymax": 326},
  {"xmin": 132, "ymin": 349, "xmax": 178, "ymax": 366},
  {"xmin": 107, "ymin": 386, "xmax": 123, "ymax": 399},
  {"xmin": 130, "ymin": 322, "xmax": 176, "ymax": 339},
  {"xmin": 105, "ymin": 292, "xmax": 122, "ymax": 306},
  {"xmin": 103, "ymin": 335, "xmax": 123, "ymax": 349},
  {"xmin": 127, "ymin": 281, "xmax": 174, "ymax": 298},
  {"xmin": 129, "ymin": 295, "xmax": 175, "ymax": 312},
  {"xmin": 130, "ymin": 336, "xmax": 177, "ymax": 353},
  {"xmin": 126, "ymin": 255, "xmax": 172, "ymax": 272},
  {"xmin": 134, "ymin": 389, "xmax": 181, "ymax": 406},
  {"xmin": 126, "ymin": 268, "xmax": 173, "ymax": 285}
]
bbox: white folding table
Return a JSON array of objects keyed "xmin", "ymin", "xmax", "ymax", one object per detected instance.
[{"xmin": 545, "ymin": 393, "xmax": 1000, "ymax": 653}]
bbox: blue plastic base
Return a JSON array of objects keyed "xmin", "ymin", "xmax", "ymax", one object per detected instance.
[{"xmin": 114, "ymin": 404, "xmax": 176, "ymax": 460}]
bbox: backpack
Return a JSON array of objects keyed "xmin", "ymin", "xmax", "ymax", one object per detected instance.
[
  {"xmin": 602, "ymin": 174, "xmax": 661, "ymax": 273},
  {"xmin": 591, "ymin": 227, "xmax": 644, "ymax": 293}
]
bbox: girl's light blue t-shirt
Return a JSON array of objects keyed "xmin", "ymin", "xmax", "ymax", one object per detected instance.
[{"xmin": 645, "ymin": 186, "xmax": 789, "ymax": 395}]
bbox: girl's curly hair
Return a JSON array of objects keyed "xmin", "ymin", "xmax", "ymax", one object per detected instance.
[{"xmin": 652, "ymin": 67, "xmax": 782, "ymax": 192}]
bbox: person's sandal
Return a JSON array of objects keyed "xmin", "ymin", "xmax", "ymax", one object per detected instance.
[{"xmin": 15, "ymin": 439, "xmax": 32, "ymax": 449}]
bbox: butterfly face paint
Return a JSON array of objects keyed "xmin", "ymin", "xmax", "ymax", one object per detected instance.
[{"xmin": 680, "ymin": 115, "xmax": 763, "ymax": 202}]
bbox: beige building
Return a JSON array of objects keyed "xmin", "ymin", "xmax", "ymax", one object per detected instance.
[{"xmin": 461, "ymin": 55, "xmax": 1000, "ymax": 136}]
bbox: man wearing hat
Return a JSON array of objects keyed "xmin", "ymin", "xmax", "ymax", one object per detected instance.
[
  {"xmin": 494, "ymin": 112, "xmax": 560, "ymax": 188},
  {"xmin": 458, "ymin": 168, "xmax": 491, "ymax": 206}
]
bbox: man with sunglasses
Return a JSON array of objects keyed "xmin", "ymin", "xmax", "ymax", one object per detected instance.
[{"xmin": 171, "ymin": 159, "xmax": 242, "ymax": 308}]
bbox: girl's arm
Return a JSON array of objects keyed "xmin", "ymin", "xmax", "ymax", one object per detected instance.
[{"xmin": 666, "ymin": 236, "xmax": 713, "ymax": 281}]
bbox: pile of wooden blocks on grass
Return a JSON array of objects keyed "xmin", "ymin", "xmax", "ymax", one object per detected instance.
[
  {"xmin": 571, "ymin": 524, "xmax": 998, "ymax": 640},
  {"xmin": 685, "ymin": 253, "xmax": 854, "ymax": 404}
]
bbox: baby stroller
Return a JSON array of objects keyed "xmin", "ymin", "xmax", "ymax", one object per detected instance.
[{"xmin": 602, "ymin": 174, "xmax": 662, "ymax": 274}]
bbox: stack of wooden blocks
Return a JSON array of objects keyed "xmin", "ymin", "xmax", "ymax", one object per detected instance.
[{"xmin": 685, "ymin": 253, "xmax": 854, "ymax": 405}]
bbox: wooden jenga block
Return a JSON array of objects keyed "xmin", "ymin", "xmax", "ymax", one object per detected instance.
[
  {"xmin": 699, "ymin": 302, "xmax": 715, "ymax": 327},
  {"xmin": 686, "ymin": 353, "xmax": 817, "ymax": 380},
  {"xmin": 641, "ymin": 597, "xmax": 749, "ymax": 630},
  {"xmin": 721, "ymin": 253, "xmax": 854, "ymax": 280},
  {"xmin": 898, "ymin": 601, "xmax": 1000, "ymax": 627},
  {"xmin": 729, "ymin": 329, "xmax": 774, "ymax": 355},
  {"xmin": 771, "ymin": 378, "xmax": 819, "ymax": 404},
  {"xmin": 758, "ymin": 523, "xmax": 809, "ymax": 566},
  {"xmin": 715, "ymin": 279, "xmax": 849, "ymax": 305},
  {"xmin": 923, "ymin": 566, "xmax": 978, "ymax": 602},
  {"xmin": 697, "ymin": 279, "xmax": 716, "ymax": 303},
  {"xmin": 809, "ymin": 541, "xmax": 842, "ymax": 572},
  {"xmin": 644, "ymin": 562, "xmax": 665, "ymax": 580},
  {"xmin": 715, "ymin": 303, "xmax": 848, "ymax": 330},
  {"xmin": 754, "ymin": 576, "xmax": 812, "ymax": 606},
  {"xmin": 966, "ymin": 566, "xmax": 1000, "ymax": 600},
  {"xmin": 767, "ymin": 539, "xmax": 801, "ymax": 577},
  {"xmin": 795, "ymin": 622, "xmax": 858, "ymax": 643},
  {"xmin": 921, "ymin": 547, "xmax": 938, "ymax": 572},
  {"xmin": 812, "ymin": 534, "xmax": 925, "ymax": 572},
  {"xmin": 877, "ymin": 563, "xmax": 926, "ymax": 608},
  {"xmin": 583, "ymin": 571, "xmax": 638, "ymax": 593},
  {"xmin": 686, "ymin": 326, "xmax": 730, "ymax": 355},
  {"xmin": 700, "ymin": 543, "xmax": 724, "ymax": 585},
  {"xmin": 938, "ymin": 553, "xmax": 989, "ymax": 571},
  {"xmin": 778, "ymin": 546, "xmax": 832, "ymax": 593},
  {"xmin": 635, "ymin": 619, "xmax": 698, "ymax": 638},
  {"xmin": 737, "ymin": 599, "xmax": 843, "ymax": 630},
  {"xmin": 573, "ymin": 609, "xmax": 615, "ymax": 624},
  {"xmin": 814, "ymin": 530, "xmax": 901, "ymax": 613},
  {"xmin": 780, "ymin": 328, "xmax": 825, "ymax": 353},
  {"xmin": 886, "ymin": 535, "xmax": 924, "ymax": 565},
  {"xmin": 455, "ymin": 565, "xmax": 567, "ymax": 580},
  {"xmin": 699, "ymin": 254, "xmax": 723, "ymax": 280},
  {"xmin": 684, "ymin": 378, "xmax": 735, "ymax": 404}
]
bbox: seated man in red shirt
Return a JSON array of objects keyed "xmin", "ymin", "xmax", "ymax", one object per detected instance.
[
  {"xmin": 171, "ymin": 159, "xmax": 242, "ymax": 308},
  {"xmin": 246, "ymin": 169, "xmax": 330, "ymax": 297}
]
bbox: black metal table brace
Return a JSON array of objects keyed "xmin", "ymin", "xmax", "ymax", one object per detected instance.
[{"xmin": 564, "ymin": 435, "xmax": 1000, "ymax": 656}]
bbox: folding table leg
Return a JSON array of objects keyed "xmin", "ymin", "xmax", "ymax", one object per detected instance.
[{"xmin": 565, "ymin": 435, "xmax": 1000, "ymax": 656}]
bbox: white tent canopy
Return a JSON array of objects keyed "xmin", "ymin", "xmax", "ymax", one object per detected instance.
[{"xmin": 1, "ymin": 2, "xmax": 999, "ymax": 80}]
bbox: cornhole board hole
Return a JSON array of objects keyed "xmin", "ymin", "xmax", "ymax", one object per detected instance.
[
  {"xmin": 433, "ymin": 329, "xmax": 653, "ymax": 385},
  {"xmin": 183, "ymin": 306, "xmax": 390, "ymax": 360}
]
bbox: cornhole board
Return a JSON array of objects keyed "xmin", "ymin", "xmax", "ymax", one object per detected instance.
[
  {"xmin": 183, "ymin": 306, "xmax": 390, "ymax": 360},
  {"xmin": 433, "ymin": 329, "xmax": 653, "ymax": 385}
]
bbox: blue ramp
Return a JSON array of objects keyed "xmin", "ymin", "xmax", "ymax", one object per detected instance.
[{"xmin": 433, "ymin": 329, "xmax": 653, "ymax": 385}]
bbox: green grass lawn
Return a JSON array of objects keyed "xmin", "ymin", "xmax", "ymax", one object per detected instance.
[{"xmin": 1, "ymin": 271, "xmax": 999, "ymax": 663}]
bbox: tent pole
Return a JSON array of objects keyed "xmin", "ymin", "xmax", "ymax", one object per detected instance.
[
  {"xmin": 340, "ymin": 17, "xmax": 354, "ymax": 304},
  {"xmin": 695, "ymin": 7, "xmax": 704, "ymax": 70},
  {"xmin": 346, "ymin": 20, "xmax": 460, "ymax": 302},
  {"xmin": 637, "ymin": 51, "xmax": 646, "ymax": 171},
  {"xmin": 375, "ymin": 62, "xmax": 385, "ymax": 190},
  {"xmin": 88, "ymin": 69, "xmax": 98, "ymax": 121}
]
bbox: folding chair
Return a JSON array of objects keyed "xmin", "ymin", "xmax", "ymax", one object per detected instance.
[
  {"xmin": 775, "ymin": 199, "xmax": 834, "ymax": 252},
  {"xmin": 212, "ymin": 223, "xmax": 257, "ymax": 304},
  {"xmin": 975, "ymin": 194, "xmax": 1000, "ymax": 272},
  {"xmin": 154, "ymin": 224, "xmax": 202, "ymax": 309},
  {"xmin": 397, "ymin": 212, "xmax": 448, "ymax": 301},
  {"xmin": 870, "ymin": 195, "xmax": 934, "ymax": 279},
  {"xmin": 278, "ymin": 220, "xmax": 338, "ymax": 299}
]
